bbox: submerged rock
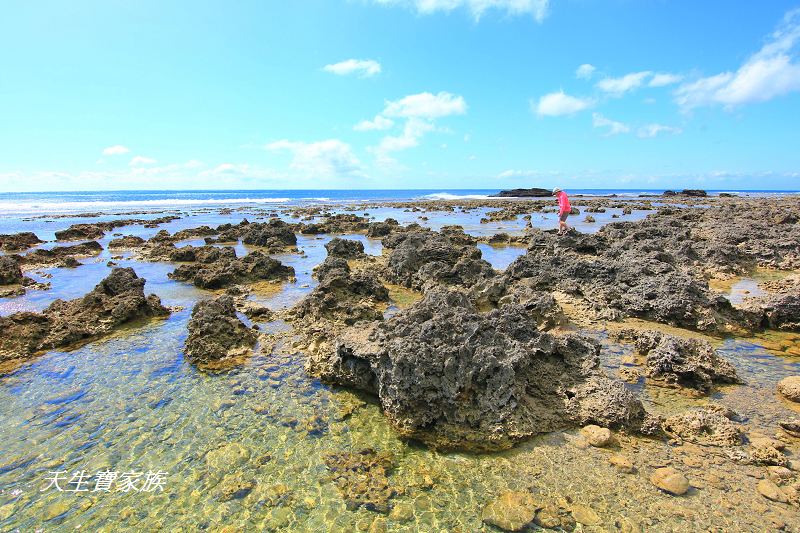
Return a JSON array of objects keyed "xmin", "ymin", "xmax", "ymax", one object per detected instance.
[
  {"xmin": 614, "ymin": 329, "xmax": 740, "ymax": 394},
  {"xmin": 323, "ymin": 449, "xmax": 396, "ymax": 513},
  {"xmin": 184, "ymin": 295, "xmax": 257, "ymax": 368},
  {"xmin": 662, "ymin": 407, "xmax": 743, "ymax": 446},
  {"xmin": 312, "ymin": 287, "xmax": 650, "ymax": 451},
  {"xmin": 650, "ymin": 467, "xmax": 690, "ymax": 495},
  {"xmin": 0, "ymin": 268, "xmax": 168, "ymax": 363},
  {"xmin": 481, "ymin": 490, "xmax": 540, "ymax": 531}
]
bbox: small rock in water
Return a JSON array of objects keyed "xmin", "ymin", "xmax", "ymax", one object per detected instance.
[
  {"xmin": 609, "ymin": 454, "xmax": 635, "ymax": 473},
  {"xmin": 777, "ymin": 376, "xmax": 800, "ymax": 402},
  {"xmin": 580, "ymin": 424, "xmax": 613, "ymax": 447},
  {"xmin": 756, "ymin": 479, "xmax": 788, "ymax": 503},
  {"xmin": 44, "ymin": 501, "xmax": 70, "ymax": 521},
  {"xmin": 650, "ymin": 467, "xmax": 690, "ymax": 496},
  {"xmin": 571, "ymin": 504, "xmax": 602, "ymax": 525},
  {"xmin": 481, "ymin": 490, "xmax": 540, "ymax": 531}
]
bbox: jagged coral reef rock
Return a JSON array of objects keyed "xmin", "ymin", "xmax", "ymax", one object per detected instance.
[
  {"xmin": 0, "ymin": 232, "xmax": 43, "ymax": 252},
  {"xmin": 324, "ymin": 237, "xmax": 365, "ymax": 259},
  {"xmin": 383, "ymin": 230, "xmax": 495, "ymax": 291},
  {"xmin": 308, "ymin": 287, "xmax": 650, "ymax": 451},
  {"xmin": 777, "ymin": 376, "xmax": 800, "ymax": 402},
  {"xmin": 108, "ymin": 235, "xmax": 146, "ymax": 248},
  {"xmin": 0, "ymin": 256, "xmax": 24, "ymax": 285},
  {"xmin": 293, "ymin": 257, "xmax": 388, "ymax": 325},
  {"xmin": 662, "ymin": 407, "xmax": 743, "ymax": 446},
  {"xmin": 613, "ymin": 329, "xmax": 740, "ymax": 394},
  {"xmin": 169, "ymin": 247, "xmax": 294, "ymax": 289},
  {"xmin": 0, "ymin": 268, "xmax": 168, "ymax": 363},
  {"xmin": 184, "ymin": 295, "xmax": 257, "ymax": 368},
  {"xmin": 18, "ymin": 241, "xmax": 103, "ymax": 268}
]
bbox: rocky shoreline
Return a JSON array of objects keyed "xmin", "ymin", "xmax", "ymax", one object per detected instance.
[{"xmin": 1, "ymin": 193, "xmax": 799, "ymax": 528}]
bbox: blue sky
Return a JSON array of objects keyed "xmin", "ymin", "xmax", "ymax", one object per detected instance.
[{"xmin": 1, "ymin": 0, "xmax": 799, "ymax": 191}]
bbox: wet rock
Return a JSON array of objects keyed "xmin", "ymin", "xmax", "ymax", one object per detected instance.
[
  {"xmin": 613, "ymin": 329, "xmax": 740, "ymax": 393},
  {"xmin": 108, "ymin": 235, "xmax": 146, "ymax": 248},
  {"xmin": 481, "ymin": 490, "xmax": 540, "ymax": 531},
  {"xmin": 492, "ymin": 188, "xmax": 552, "ymax": 198},
  {"xmin": 580, "ymin": 424, "xmax": 612, "ymax": 447},
  {"xmin": 325, "ymin": 237, "xmax": 366, "ymax": 259},
  {"xmin": 19, "ymin": 241, "xmax": 103, "ymax": 268},
  {"xmin": 0, "ymin": 231, "xmax": 43, "ymax": 252},
  {"xmin": 777, "ymin": 376, "xmax": 800, "ymax": 402},
  {"xmin": 779, "ymin": 418, "xmax": 800, "ymax": 438},
  {"xmin": 650, "ymin": 467, "xmax": 689, "ymax": 495},
  {"xmin": 609, "ymin": 454, "xmax": 635, "ymax": 473},
  {"xmin": 384, "ymin": 230, "xmax": 495, "ymax": 291},
  {"xmin": 205, "ymin": 442, "xmax": 251, "ymax": 471},
  {"xmin": 571, "ymin": 504, "xmax": 602, "ymax": 525},
  {"xmin": 367, "ymin": 220, "xmax": 399, "ymax": 238},
  {"xmin": 757, "ymin": 479, "xmax": 788, "ymax": 503},
  {"xmin": 184, "ymin": 295, "xmax": 257, "ymax": 368},
  {"xmin": 750, "ymin": 441, "xmax": 789, "ymax": 467},
  {"xmin": 169, "ymin": 249, "xmax": 294, "ymax": 289},
  {"xmin": 0, "ymin": 256, "xmax": 23, "ymax": 285},
  {"xmin": 293, "ymin": 257, "xmax": 388, "ymax": 325},
  {"xmin": 0, "ymin": 268, "xmax": 168, "ymax": 363},
  {"xmin": 217, "ymin": 472, "xmax": 255, "ymax": 501},
  {"xmin": 323, "ymin": 449, "xmax": 396, "ymax": 513},
  {"xmin": 388, "ymin": 502, "xmax": 414, "ymax": 522},
  {"xmin": 662, "ymin": 407, "xmax": 743, "ymax": 446},
  {"xmin": 316, "ymin": 287, "xmax": 650, "ymax": 451},
  {"xmin": 240, "ymin": 219, "xmax": 297, "ymax": 251}
]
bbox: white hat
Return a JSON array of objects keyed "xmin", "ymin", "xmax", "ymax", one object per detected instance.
[{"xmin": 552, "ymin": 187, "xmax": 561, "ymax": 194}]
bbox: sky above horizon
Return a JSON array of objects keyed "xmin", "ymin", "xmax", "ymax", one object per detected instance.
[{"xmin": 1, "ymin": 1, "xmax": 800, "ymax": 192}]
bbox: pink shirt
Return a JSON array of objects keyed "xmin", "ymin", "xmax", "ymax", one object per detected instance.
[{"xmin": 557, "ymin": 191, "xmax": 571, "ymax": 214}]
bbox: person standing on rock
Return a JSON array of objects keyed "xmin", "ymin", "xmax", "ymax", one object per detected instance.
[{"xmin": 553, "ymin": 187, "xmax": 571, "ymax": 234}]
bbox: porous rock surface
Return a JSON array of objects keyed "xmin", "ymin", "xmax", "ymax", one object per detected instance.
[
  {"xmin": 309, "ymin": 287, "xmax": 651, "ymax": 451},
  {"xmin": 184, "ymin": 295, "xmax": 257, "ymax": 367},
  {"xmin": 168, "ymin": 247, "xmax": 294, "ymax": 289},
  {"xmin": 613, "ymin": 329, "xmax": 740, "ymax": 394},
  {"xmin": 0, "ymin": 268, "xmax": 168, "ymax": 363}
]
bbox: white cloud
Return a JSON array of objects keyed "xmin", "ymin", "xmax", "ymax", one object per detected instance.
[
  {"xmin": 354, "ymin": 115, "xmax": 395, "ymax": 131},
  {"xmin": 575, "ymin": 63, "xmax": 596, "ymax": 79},
  {"xmin": 596, "ymin": 71, "xmax": 652, "ymax": 96},
  {"xmin": 649, "ymin": 73, "xmax": 683, "ymax": 87},
  {"xmin": 383, "ymin": 91, "xmax": 467, "ymax": 119},
  {"xmin": 266, "ymin": 139, "xmax": 364, "ymax": 177},
  {"xmin": 675, "ymin": 8, "xmax": 800, "ymax": 110},
  {"xmin": 376, "ymin": 118, "xmax": 435, "ymax": 155},
  {"xmin": 533, "ymin": 91, "xmax": 594, "ymax": 116},
  {"xmin": 323, "ymin": 59, "xmax": 382, "ymax": 78},
  {"xmin": 637, "ymin": 124, "xmax": 682, "ymax": 138},
  {"xmin": 102, "ymin": 145, "xmax": 130, "ymax": 155},
  {"xmin": 370, "ymin": 0, "xmax": 550, "ymax": 22},
  {"xmin": 592, "ymin": 113, "xmax": 630, "ymax": 136},
  {"xmin": 129, "ymin": 155, "xmax": 157, "ymax": 166}
]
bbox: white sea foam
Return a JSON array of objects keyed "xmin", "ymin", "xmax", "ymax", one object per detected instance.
[
  {"xmin": 0, "ymin": 197, "xmax": 292, "ymax": 215},
  {"xmin": 421, "ymin": 192, "xmax": 492, "ymax": 200}
]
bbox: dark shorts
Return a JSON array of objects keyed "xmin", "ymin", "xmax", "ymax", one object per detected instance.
[{"xmin": 559, "ymin": 212, "xmax": 569, "ymax": 222}]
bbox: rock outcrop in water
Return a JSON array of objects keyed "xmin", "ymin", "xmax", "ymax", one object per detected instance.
[
  {"xmin": 184, "ymin": 295, "xmax": 257, "ymax": 368},
  {"xmin": 293, "ymin": 256, "xmax": 388, "ymax": 325},
  {"xmin": 491, "ymin": 188, "xmax": 553, "ymax": 198},
  {"xmin": 0, "ymin": 232, "xmax": 43, "ymax": 252},
  {"xmin": 168, "ymin": 247, "xmax": 294, "ymax": 289},
  {"xmin": 383, "ymin": 230, "xmax": 495, "ymax": 291},
  {"xmin": 0, "ymin": 268, "xmax": 168, "ymax": 365},
  {"xmin": 324, "ymin": 237, "xmax": 365, "ymax": 259},
  {"xmin": 204, "ymin": 219, "xmax": 297, "ymax": 252},
  {"xmin": 17, "ymin": 241, "xmax": 103, "ymax": 268},
  {"xmin": 0, "ymin": 256, "xmax": 24, "ymax": 285},
  {"xmin": 308, "ymin": 287, "xmax": 652, "ymax": 451},
  {"xmin": 613, "ymin": 329, "xmax": 741, "ymax": 394}
]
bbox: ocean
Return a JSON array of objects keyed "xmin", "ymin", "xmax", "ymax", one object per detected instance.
[{"xmin": 0, "ymin": 188, "xmax": 797, "ymax": 216}]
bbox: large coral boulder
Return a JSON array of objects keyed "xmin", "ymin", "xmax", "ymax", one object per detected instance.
[
  {"xmin": 0, "ymin": 232, "xmax": 43, "ymax": 252},
  {"xmin": 169, "ymin": 249, "xmax": 294, "ymax": 289},
  {"xmin": 777, "ymin": 376, "xmax": 800, "ymax": 402},
  {"xmin": 311, "ymin": 287, "xmax": 650, "ymax": 451},
  {"xmin": 0, "ymin": 268, "xmax": 168, "ymax": 363},
  {"xmin": 184, "ymin": 295, "xmax": 257, "ymax": 368},
  {"xmin": 325, "ymin": 237, "xmax": 365, "ymax": 259}
]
